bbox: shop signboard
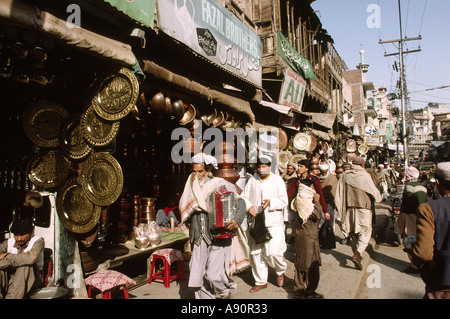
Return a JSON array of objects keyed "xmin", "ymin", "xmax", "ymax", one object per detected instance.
[
  {"xmin": 278, "ymin": 67, "xmax": 306, "ymax": 111},
  {"xmin": 156, "ymin": 0, "xmax": 262, "ymax": 87},
  {"xmin": 364, "ymin": 125, "xmax": 379, "ymax": 146},
  {"xmin": 104, "ymin": 0, "xmax": 156, "ymax": 28}
]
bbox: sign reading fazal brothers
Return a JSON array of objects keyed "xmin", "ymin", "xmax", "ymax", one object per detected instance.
[{"xmin": 157, "ymin": 0, "xmax": 262, "ymax": 87}]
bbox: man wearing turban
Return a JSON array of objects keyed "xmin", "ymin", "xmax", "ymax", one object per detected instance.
[
  {"xmin": 394, "ymin": 166, "xmax": 428, "ymax": 273},
  {"xmin": 179, "ymin": 153, "xmax": 246, "ymax": 299}
]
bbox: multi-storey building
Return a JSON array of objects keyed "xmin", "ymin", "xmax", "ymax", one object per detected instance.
[
  {"xmin": 408, "ymin": 103, "xmax": 448, "ymax": 161},
  {"xmin": 233, "ymin": 0, "xmax": 350, "ymax": 141}
]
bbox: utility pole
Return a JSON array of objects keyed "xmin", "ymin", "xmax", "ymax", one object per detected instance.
[{"xmin": 378, "ymin": 0, "xmax": 421, "ymax": 168}]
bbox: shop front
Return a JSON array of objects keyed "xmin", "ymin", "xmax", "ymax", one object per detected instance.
[{"xmin": 0, "ymin": 0, "xmax": 265, "ymax": 299}]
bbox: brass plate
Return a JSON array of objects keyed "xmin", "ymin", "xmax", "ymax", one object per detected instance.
[
  {"xmin": 80, "ymin": 105, "xmax": 120, "ymax": 147},
  {"xmin": 56, "ymin": 177, "xmax": 102, "ymax": 234},
  {"xmin": 358, "ymin": 144, "xmax": 368, "ymax": 154},
  {"xmin": 80, "ymin": 152, "xmax": 123, "ymax": 206},
  {"xmin": 277, "ymin": 151, "xmax": 291, "ymax": 169},
  {"xmin": 92, "ymin": 67, "xmax": 139, "ymax": 121},
  {"xmin": 61, "ymin": 115, "xmax": 92, "ymax": 160},
  {"xmin": 23, "ymin": 101, "xmax": 69, "ymax": 148},
  {"xmin": 27, "ymin": 150, "xmax": 70, "ymax": 189},
  {"xmin": 293, "ymin": 133, "xmax": 311, "ymax": 151}
]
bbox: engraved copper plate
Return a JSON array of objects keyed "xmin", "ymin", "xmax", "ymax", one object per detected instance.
[
  {"xmin": 92, "ymin": 67, "xmax": 139, "ymax": 121},
  {"xmin": 61, "ymin": 115, "xmax": 92, "ymax": 160},
  {"xmin": 56, "ymin": 177, "xmax": 101, "ymax": 234},
  {"xmin": 23, "ymin": 101, "xmax": 69, "ymax": 148},
  {"xmin": 80, "ymin": 152, "xmax": 123, "ymax": 206},
  {"xmin": 81, "ymin": 105, "xmax": 120, "ymax": 147},
  {"xmin": 27, "ymin": 150, "xmax": 70, "ymax": 189}
]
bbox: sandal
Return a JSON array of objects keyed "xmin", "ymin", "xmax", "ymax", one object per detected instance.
[
  {"xmin": 304, "ymin": 292, "xmax": 324, "ymax": 299},
  {"xmin": 402, "ymin": 266, "xmax": 420, "ymax": 274}
]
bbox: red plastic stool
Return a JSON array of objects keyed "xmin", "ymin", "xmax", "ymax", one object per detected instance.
[
  {"xmin": 85, "ymin": 270, "xmax": 136, "ymax": 299},
  {"xmin": 148, "ymin": 248, "xmax": 185, "ymax": 288}
]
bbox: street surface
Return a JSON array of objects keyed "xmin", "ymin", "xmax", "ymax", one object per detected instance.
[{"xmin": 126, "ymin": 198, "xmax": 425, "ymax": 300}]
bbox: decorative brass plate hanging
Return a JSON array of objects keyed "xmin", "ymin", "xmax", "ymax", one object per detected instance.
[
  {"xmin": 80, "ymin": 105, "xmax": 120, "ymax": 147},
  {"xmin": 27, "ymin": 150, "xmax": 70, "ymax": 189},
  {"xmin": 80, "ymin": 152, "xmax": 123, "ymax": 206},
  {"xmin": 56, "ymin": 176, "xmax": 102, "ymax": 234},
  {"xmin": 91, "ymin": 67, "xmax": 139, "ymax": 121},
  {"xmin": 23, "ymin": 101, "xmax": 69, "ymax": 148},
  {"xmin": 60, "ymin": 115, "xmax": 92, "ymax": 160}
]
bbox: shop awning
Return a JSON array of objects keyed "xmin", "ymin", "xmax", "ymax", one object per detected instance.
[
  {"xmin": 309, "ymin": 128, "xmax": 333, "ymax": 141},
  {"xmin": 260, "ymin": 101, "xmax": 291, "ymax": 115},
  {"xmin": 142, "ymin": 60, "xmax": 255, "ymax": 122},
  {"xmin": 303, "ymin": 112, "xmax": 337, "ymax": 130},
  {"xmin": 0, "ymin": 0, "xmax": 136, "ymax": 66},
  {"xmin": 431, "ymin": 141, "xmax": 446, "ymax": 148}
]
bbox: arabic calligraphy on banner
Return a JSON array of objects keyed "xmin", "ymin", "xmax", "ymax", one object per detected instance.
[
  {"xmin": 277, "ymin": 31, "xmax": 315, "ymax": 80},
  {"xmin": 157, "ymin": 0, "xmax": 262, "ymax": 87}
]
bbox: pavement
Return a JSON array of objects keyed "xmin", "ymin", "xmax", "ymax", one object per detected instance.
[{"xmin": 125, "ymin": 200, "xmax": 402, "ymax": 300}]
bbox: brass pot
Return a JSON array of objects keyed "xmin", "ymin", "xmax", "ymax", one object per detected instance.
[{"xmin": 179, "ymin": 103, "xmax": 196, "ymax": 125}]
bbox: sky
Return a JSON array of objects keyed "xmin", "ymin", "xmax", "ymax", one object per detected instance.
[{"xmin": 311, "ymin": 0, "xmax": 450, "ymax": 110}]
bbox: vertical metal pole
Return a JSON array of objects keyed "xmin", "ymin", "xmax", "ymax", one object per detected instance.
[{"xmin": 398, "ymin": 0, "xmax": 408, "ymax": 167}]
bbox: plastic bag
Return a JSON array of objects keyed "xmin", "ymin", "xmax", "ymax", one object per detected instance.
[
  {"xmin": 319, "ymin": 219, "xmax": 335, "ymax": 249},
  {"xmin": 248, "ymin": 207, "xmax": 272, "ymax": 245}
]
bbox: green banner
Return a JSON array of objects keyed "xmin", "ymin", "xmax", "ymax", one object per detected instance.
[
  {"xmin": 277, "ymin": 31, "xmax": 315, "ymax": 80},
  {"xmin": 105, "ymin": 0, "xmax": 155, "ymax": 28}
]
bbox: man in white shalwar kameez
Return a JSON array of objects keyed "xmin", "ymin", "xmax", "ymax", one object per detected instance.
[{"xmin": 242, "ymin": 155, "xmax": 288, "ymax": 293}]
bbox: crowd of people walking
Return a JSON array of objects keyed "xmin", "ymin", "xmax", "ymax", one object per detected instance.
[{"xmin": 178, "ymin": 152, "xmax": 450, "ymax": 300}]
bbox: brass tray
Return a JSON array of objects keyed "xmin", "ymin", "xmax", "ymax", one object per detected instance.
[
  {"xmin": 92, "ymin": 67, "xmax": 139, "ymax": 121},
  {"xmin": 80, "ymin": 152, "xmax": 123, "ymax": 206},
  {"xmin": 60, "ymin": 115, "xmax": 92, "ymax": 160},
  {"xmin": 56, "ymin": 176, "xmax": 102, "ymax": 234},
  {"xmin": 23, "ymin": 101, "xmax": 69, "ymax": 148},
  {"xmin": 80, "ymin": 105, "xmax": 120, "ymax": 147},
  {"xmin": 27, "ymin": 150, "xmax": 70, "ymax": 189}
]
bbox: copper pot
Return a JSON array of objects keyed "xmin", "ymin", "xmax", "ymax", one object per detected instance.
[
  {"xmin": 213, "ymin": 164, "xmax": 239, "ymax": 184},
  {"xmin": 165, "ymin": 96, "xmax": 172, "ymax": 114},
  {"xmin": 149, "ymin": 92, "xmax": 166, "ymax": 114},
  {"xmin": 171, "ymin": 100, "xmax": 185, "ymax": 121}
]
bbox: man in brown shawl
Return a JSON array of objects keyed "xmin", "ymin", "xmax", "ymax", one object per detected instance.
[
  {"xmin": 334, "ymin": 156, "xmax": 382, "ymax": 270},
  {"xmin": 291, "ymin": 179, "xmax": 323, "ymax": 298}
]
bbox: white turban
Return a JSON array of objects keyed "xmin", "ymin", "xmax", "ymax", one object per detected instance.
[
  {"xmin": 191, "ymin": 153, "xmax": 218, "ymax": 170},
  {"xmin": 403, "ymin": 166, "xmax": 420, "ymax": 182}
]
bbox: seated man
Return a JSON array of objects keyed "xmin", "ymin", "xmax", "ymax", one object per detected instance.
[
  {"xmin": 156, "ymin": 197, "xmax": 180, "ymax": 233},
  {"xmin": 0, "ymin": 216, "xmax": 44, "ymax": 299}
]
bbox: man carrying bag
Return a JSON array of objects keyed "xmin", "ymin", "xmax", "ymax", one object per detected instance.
[{"xmin": 242, "ymin": 155, "xmax": 288, "ymax": 293}]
